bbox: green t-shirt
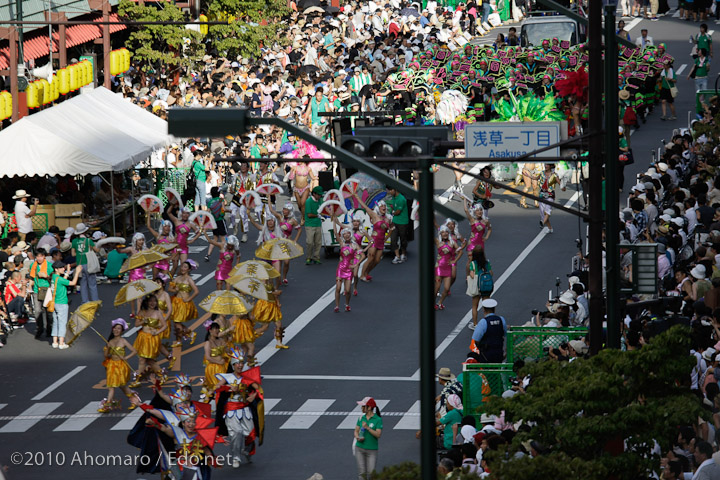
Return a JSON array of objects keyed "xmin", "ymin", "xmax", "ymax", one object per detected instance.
[
  {"xmin": 104, "ymin": 250, "xmax": 128, "ymax": 278},
  {"xmin": 31, "ymin": 261, "xmax": 54, "ymax": 292},
  {"xmin": 71, "ymin": 237, "xmax": 95, "ymax": 266},
  {"xmin": 695, "ymin": 57, "xmax": 710, "ymax": 78},
  {"xmin": 355, "ymin": 414, "xmax": 383, "ymax": 450},
  {"xmin": 698, "ymin": 33, "xmax": 712, "ymax": 53},
  {"xmin": 440, "ymin": 408, "xmax": 463, "ymax": 449},
  {"xmin": 192, "ymin": 160, "xmax": 207, "ymax": 182},
  {"xmin": 52, "ymin": 274, "xmax": 71, "ymax": 305},
  {"xmin": 388, "ymin": 193, "xmax": 409, "ymax": 225},
  {"xmin": 304, "ymin": 196, "xmax": 322, "ymax": 227}
]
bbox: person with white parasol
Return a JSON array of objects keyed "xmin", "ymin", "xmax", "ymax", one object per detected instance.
[
  {"xmin": 268, "ymin": 202, "xmax": 301, "ymax": 285},
  {"xmin": 145, "ymin": 215, "xmax": 176, "ymax": 278}
]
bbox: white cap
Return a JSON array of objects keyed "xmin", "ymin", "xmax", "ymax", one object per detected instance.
[{"xmin": 481, "ymin": 299, "xmax": 497, "ymax": 309}]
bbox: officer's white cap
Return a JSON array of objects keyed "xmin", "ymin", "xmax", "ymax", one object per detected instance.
[{"xmin": 481, "ymin": 299, "xmax": 498, "ymax": 309}]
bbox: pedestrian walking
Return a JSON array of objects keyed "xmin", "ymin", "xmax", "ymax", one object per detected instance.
[
  {"xmin": 71, "ymin": 222, "xmax": 100, "ymax": 303},
  {"xmin": 304, "ymin": 186, "xmax": 324, "ymax": 265},
  {"xmin": 660, "ymin": 61, "xmax": 678, "ymax": 121},
  {"xmin": 385, "ymin": 186, "xmax": 410, "ymax": 264},
  {"xmin": 354, "ymin": 397, "xmax": 383, "ymax": 480}
]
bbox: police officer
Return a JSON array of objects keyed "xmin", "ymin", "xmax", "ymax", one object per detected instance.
[{"xmin": 470, "ymin": 299, "xmax": 507, "ymax": 362}]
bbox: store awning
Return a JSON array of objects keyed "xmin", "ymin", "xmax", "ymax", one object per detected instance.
[
  {"xmin": 0, "ymin": 86, "xmax": 171, "ymax": 178},
  {"xmin": 0, "ymin": 13, "xmax": 126, "ymax": 69}
]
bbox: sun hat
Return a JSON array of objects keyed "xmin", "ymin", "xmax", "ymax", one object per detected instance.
[
  {"xmin": 356, "ymin": 396, "xmax": 377, "ymax": 408},
  {"xmin": 559, "ymin": 291, "xmax": 576, "ymax": 305},
  {"xmin": 59, "ymin": 241, "xmax": 72, "ymax": 252},
  {"xmin": 75, "ymin": 223, "xmax": 89, "ymax": 235},
  {"xmin": 14, "ymin": 241, "xmax": 29, "ymax": 251},
  {"xmin": 691, "ymin": 264, "xmax": 707, "ymax": 279},
  {"xmin": 12, "ymin": 189, "xmax": 31, "ymax": 199},
  {"xmin": 436, "ymin": 367, "xmax": 455, "ymax": 381},
  {"xmin": 569, "ymin": 339, "xmax": 588, "ymax": 355},
  {"xmin": 703, "ymin": 348, "xmax": 717, "ymax": 361}
]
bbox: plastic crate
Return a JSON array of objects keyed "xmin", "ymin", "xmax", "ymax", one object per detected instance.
[
  {"xmin": 157, "ymin": 168, "xmax": 194, "ymax": 210},
  {"xmin": 2, "ymin": 213, "xmax": 48, "ymax": 237},
  {"xmin": 506, "ymin": 327, "xmax": 588, "ymax": 362},
  {"xmin": 460, "ymin": 363, "xmax": 515, "ymax": 420}
]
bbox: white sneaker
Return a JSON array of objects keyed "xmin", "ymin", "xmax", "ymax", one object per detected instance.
[
  {"xmin": 58, "ymin": 344, "xmax": 69, "ymax": 349},
  {"xmin": 232, "ymin": 459, "xmax": 240, "ymax": 468},
  {"xmin": 467, "ymin": 321, "xmax": 476, "ymax": 330},
  {"xmin": 548, "ymin": 228, "xmax": 554, "ymax": 234},
  {"xmin": 241, "ymin": 234, "xmax": 248, "ymax": 243},
  {"xmin": 401, "ymin": 254, "xmax": 407, "ymax": 262},
  {"xmin": 392, "ymin": 256, "xmax": 401, "ymax": 264}
]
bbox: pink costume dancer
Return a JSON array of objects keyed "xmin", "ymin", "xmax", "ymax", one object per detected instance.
[
  {"xmin": 204, "ymin": 234, "xmax": 239, "ymax": 290},
  {"xmin": 274, "ymin": 203, "xmax": 300, "ymax": 285},
  {"xmin": 176, "ymin": 223, "xmax": 191, "ymax": 256},
  {"xmin": 434, "ymin": 226, "xmax": 459, "ymax": 310},
  {"xmin": 127, "ymin": 233, "xmax": 147, "ymax": 281},
  {"xmin": 146, "ymin": 216, "xmax": 175, "ymax": 277},
  {"xmin": 215, "ymin": 249, "xmax": 236, "ymax": 282},
  {"xmin": 371, "ymin": 216, "xmax": 390, "ymax": 250},
  {"xmin": 333, "ymin": 225, "xmax": 355, "ymax": 312}
]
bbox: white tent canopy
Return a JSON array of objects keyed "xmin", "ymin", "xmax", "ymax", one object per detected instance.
[{"xmin": 0, "ymin": 87, "xmax": 171, "ymax": 178}]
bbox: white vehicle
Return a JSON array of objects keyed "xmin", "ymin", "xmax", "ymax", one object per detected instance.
[{"xmin": 520, "ymin": 16, "xmax": 583, "ymax": 47}]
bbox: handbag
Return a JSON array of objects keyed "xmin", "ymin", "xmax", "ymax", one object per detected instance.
[
  {"xmin": 466, "ymin": 274, "xmax": 480, "ymax": 296},
  {"xmin": 85, "ymin": 239, "xmax": 101, "ymax": 274},
  {"xmin": 670, "ymin": 86, "xmax": 679, "ymax": 98},
  {"xmin": 44, "ymin": 278, "xmax": 57, "ymax": 313}
]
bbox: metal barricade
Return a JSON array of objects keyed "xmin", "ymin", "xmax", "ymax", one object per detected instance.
[
  {"xmin": 460, "ymin": 363, "xmax": 515, "ymax": 421},
  {"xmin": 1, "ymin": 213, "xmax": 48, "ymax": 239},
  {"xmin": 506, "ymin": 326, "xmax": 588, "ymax": 362}
]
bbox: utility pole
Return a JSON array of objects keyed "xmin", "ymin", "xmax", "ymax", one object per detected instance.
[
  {"xmin": 102, "ymin": 0, "xmax": 110, "ymax": 89},
  {"xmin": 586, "ymin": 0, "xmax": 605, "ymax": 355}
]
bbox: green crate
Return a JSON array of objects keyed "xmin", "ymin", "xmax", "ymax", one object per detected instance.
[
  {"xmin": 460, "ymin": 363, "xmax": 515, "ymax": 420},
  {"xmin": 2, "ymin": 213, "xmax": 50, "ymax": 239},
  {"xmin": 506, "ymin": 327, "xmax": 588, "ymax": 363},
  {"xmin": 156, "ymin": 168, "xmax": 194, "ymax": 210}
]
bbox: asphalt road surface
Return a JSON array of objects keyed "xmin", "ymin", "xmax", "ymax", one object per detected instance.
[{"xmin": 0, "ymin": 9, "xmax": 708, "ymax": 480}]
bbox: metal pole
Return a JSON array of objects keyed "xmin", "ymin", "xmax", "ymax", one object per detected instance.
[
  {"xmin": 102, "ymin": 0, "xmax": 110, "ymax": 89},
  {"xmin": 419, "ymin": 156, "xmax": 436, "ymax": 479},
  {"xmin": 604, "ymin": 5, "xmax": 620, "ymax": 349},
  {"xmin": 587, "ymin": 0, "xmax": 604, "ymax": 355},
  {"xmin": 110, "ymin": 172, "xmax": 116, "ymax": 236},
  {"xmin": 16, "ymin": 0, "xmax": 23, "ymax": 67}
]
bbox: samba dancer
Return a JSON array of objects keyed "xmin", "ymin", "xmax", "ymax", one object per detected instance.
[
  {"xmin": 99, "ymin": 318, "xmax": 140, "ymax": 413},
  {"xmin": 332, "ymin": 218, "xmax": 359, "ymax": 312},
  {"xmin": 287, "ymin": 161, "xmax": 317, "ymax": 224},
  {"xmin": 350, "ymin": 212, "xmax": 371, "ymax": 297},
  {"xmin": 269, "ymin": 202, "xmax": 301, "ymax": 285},
  {"xmin": 434, "ymin": 226, "xmax": 463, "ymax": 310},
  {"xmin": 167, "ymin": 205, "xmax": 201, "ymax": 277},
  {"xmin": 353, "ymin": 193, "xmax": 393, "ymax": 283},
  {"xmin": 252, "ymin": 281, "xmax": 288, "ymax": 351},
  {"xmin": 119, "ymin": 233, "xmax": 147, "ymax": 317},
  {"xmin": 146, "ymin": 216, "xmax": 176, "ymax": 278},
  {"xmin": 462, "ymin": 198, "xmax": 492, "ymax": 275},
  {"xmin": 168, "ymin": 261, "xmax": 200, "ymax": 347},
  {"xmin": 202, "ymin": 322, "xmax": 229, "ymax": 402},
  {"xmin": 228, "ymin": 162, "xmax": 255, "ymax": 243},
  {"xmin": 203, "ymin": 233, "xmax": 240, "ymax": 290},
  {"xmin": 130, "ymin": 295, "xmax": 168, "ymax": 387}
]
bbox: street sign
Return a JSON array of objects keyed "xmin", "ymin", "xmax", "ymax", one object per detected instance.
[{"xmin": 464, "ymin": 122, "xmax": 561, "ymax": 159}]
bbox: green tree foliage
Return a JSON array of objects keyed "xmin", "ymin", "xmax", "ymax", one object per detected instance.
[
  {"xmin": 118, "ymin": 0, "xmax": 205, "ymax": 68},
  {"xmin": 484, "ymin": 325, "xmax": 705, "ymax": 479},
  {"xmin": 206, "ymin": 0, "xmax": 290, "ymax": 59}
]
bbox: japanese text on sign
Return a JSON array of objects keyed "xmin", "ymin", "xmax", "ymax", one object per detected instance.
[{"xmin": 464, "ymin": 123, "xmax": 561, "ymax": 159}]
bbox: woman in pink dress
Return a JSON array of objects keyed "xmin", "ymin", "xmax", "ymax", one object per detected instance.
[
  {"xmin": 269, "ymin": 203, "xmax": 301, "ymax": 285},
  {"xmin": 119, "ymin": 233, "xmax": 147, "ymax": 318},
  {"xmin": 463, "ymin": 198, "xmax": 491, "ymax": 276},
  {"xmin": 203, "ymin": 233, "xmax": 240, "ymax": 290},
  {"xmin": 288, "ymin": 162, "xmax": 316, "ymax": 224},
  {"xmin": 434, "ymin": 226, "xmax": 463, "ymax": 310},
  {"xmin": 445, "ymin": 218, "xmax": 467, "ymax": 294},
  {"xmin": 333, "ymin": 220, "xmax": 357, "ymax": 312},
  {"xmin": 146, "ymin": 216, "xmax": 175, "ymax": 278},
  {"xmin": 353, "ymin": 194, "xmax": 393, "ymax": 283},
  {"xmin": 167, "ymin": 205, "xmax": 201, "ymax": 277}
]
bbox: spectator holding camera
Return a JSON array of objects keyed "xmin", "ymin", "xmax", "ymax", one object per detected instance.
[
  {"xmin": 3, "ymin": 270, "xmax": 29, "ymax": 325},
  {"xmin": 12, "ymin": 190, "xmax": 39, "ymax": 241}
]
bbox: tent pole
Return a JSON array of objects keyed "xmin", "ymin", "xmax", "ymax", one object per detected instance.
[
  {"xmin": 131, "ymin": 171, "xmax": 136, "ymax": 237},
  {"xmin": 111, "ymin": 172, "xmax": 116, "ymax": 236}
]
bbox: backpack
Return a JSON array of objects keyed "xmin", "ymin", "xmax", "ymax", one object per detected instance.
[
  {"xmin": 479, "ymin": 263, "xmax": 493, "ymax": 294},
  {"xmin": 208, "ymin": 197, "xmax": 224, "ymax": 221}
]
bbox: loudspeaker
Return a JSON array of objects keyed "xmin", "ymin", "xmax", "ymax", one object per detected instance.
[{"xmin": 318, "ymin": 171, "xmax": 334, "ymax": 192}]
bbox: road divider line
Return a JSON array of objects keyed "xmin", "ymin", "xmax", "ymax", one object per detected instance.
[
  {"xmin": 54, "ymin": 401, "xmax": 102, "ymax": 432},
  {"xmin": 626, "ymin": 17, "xmax": 642, "ymax": 31},
  {"xmin": 0, "ymin": 403, "xmax": 62, "ymax": 433},
  {"xmin": 337, "ymin": 399, "xmax": 390, "ymax": 429},
  {"xmin": 676, "ymin": 64, "xmax": 687, "ymax": 75},
  {"xmin": 411, "ymin": 191, "xmax": 581, "ymax": 379},
  {"xmin": 279, "ymin": 399, "xmax": 335, "ymax": 429},
  {"xmin": 394, "ymin": 400, "xmax": 421, "ymax": 430},
  {"xmin": 32, "ymin": 366, "xmax": 86, "ymax": 401},
  {"xmin": 196, "ymin": 272, "xmax": 215, "ymax": 286}
]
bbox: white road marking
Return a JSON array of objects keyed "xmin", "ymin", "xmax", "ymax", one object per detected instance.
[
  {"xmin": 54, "ymin": 401, "xmax": 102, "ymax": 431},
  {"xmin": 412, "ymin": 191, "xmax": 581, "ymax": 378},
  {"xmin": 438, "ymin": 163, "xmax": 484, "ymax": 205},
  {"xmin": 279, "ymin": 399, "xmax": 335, "ymax": 429},
  {"xmin": 625, "ymin": 17, "xmax": 642, "ymax": 31},
  {"xmin": 191, "ymin": 273, "xmax": 202, "ymax": 280},
  {"xmin": 254, "ymin": 286, "xmax": 335, "ymax": 365},
  {"xmin": 393, "ymin": 400, "xmax": 421, "ymax": 430},
  {"xmin": 676, "ymin": 64, "xmax": 687, "ymax": 75},
  {"xmin": 263, "ymin": 398, "xmax": 281, "ymax": 412},
  {"xmin": 189, "ymin": 246, "xmax": 207, "ymax": 253},
  {"xmin": 337, "ymin": 399, "xmax": 390, "ymax": 429},
  {"xmin": 673, "ymin": 9, "xmax": 681, "ymax": 17},
  {"xmin": 0, "ymin": 403, "xmax": 63, "ymax": 433},
  {"xmin": 197, "ymin": 272, "xmax": 215, "ymax": 286},
  {"xmin": 710, "ymin": 30, "xmax": 716, "ymax": 36},
  {"xmin": 0, "ymin": 404, "xmax": 5, "ymax": 412},
  {"xmin": 262, "ymin": 374, "xmax": 417, "ymax": 381},
  {"xmin": 32, "ymin": 366, "xmax": 86, "ymax": 401},
  {"xmin": 110, "ymin": 403, "xmax": 147, "ymax": 430}
]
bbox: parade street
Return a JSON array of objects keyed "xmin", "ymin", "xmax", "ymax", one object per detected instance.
[{"xmin": 0, "ymin": 8, "xmax": 708, "ymax": 480}]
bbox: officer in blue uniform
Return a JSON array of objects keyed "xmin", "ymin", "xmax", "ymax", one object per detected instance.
[{"xmin": 471, "ymin": 299, "xmax": 507, "ymax": 362}]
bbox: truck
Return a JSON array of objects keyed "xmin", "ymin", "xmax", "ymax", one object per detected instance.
[{"xmin": 519, "ymin": 15, "xmax": 584, "ymax": 47}]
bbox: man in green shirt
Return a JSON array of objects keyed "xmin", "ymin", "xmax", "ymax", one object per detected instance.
[
  {"xmin": 192, "ymin": 151, "xmax": 208, "ymax": 211},
  {"xmin": 304, "ymin": 186, "xmax": 323, "ymax": 265},
  {"xmin": 386, "ymin": 186, "xmax": 410, "ymax": 264},
  {"xmin": 71, "ymin": 223, "xmax": 98, "ymax": 303},
  {"xmin": 104, "ymin": 245, "xmax": 128, "ymax": 280},
  {"xmin": 29, "ymin": 248, "xmax": 53, "ymax": 338},
  {"xmin": 50, "ymin": 260, "xmax": 81, "ymax": 349},
  {"xmin": 697, "ymin": 24, "xmax": 713, "ymax": 58}
]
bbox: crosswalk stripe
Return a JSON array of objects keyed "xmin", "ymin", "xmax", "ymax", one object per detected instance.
[
  {"xmin": 279, "ymin": 399, "xmax": 335, "ymax": 429},
  {"xmin": 189, "ymin": 246, "xmax": 207, "ymax": 254},
  {"xmin": 0, "ymin": 404, "xmax": 6, "ymax": 412},
  {"xmin": 54, "ymin": 401, "xmax": 102, "ymax": 432},
  {"xmin": 110, "ymin": 404, "xmax": 146, "ymax": 431},
  {"xmin": 0, "ymin": 403, "xmax": 63, "ymax": 433},
  {"xmin": 336, "ymin": 400, "xmax": 390, "ymax": 429},
  {"xmin": 197, "ymin": 272, "xmax": 215, "ymax": 286},
  {"xmin": 393, "ymin": 400, "xmax": 421, "ymax": 430},
  {"xmin": 676, "ymin": 64, "xmax": 687, "ymax": 75},
  {"xmin": 32, "ymin": 366, "xmax": 86, "ymax": 400},
  {"xmin": 263, "ymin": 398, "xmax": 281, "ymax": 413},
  {"xmin": 673, "ymin": 10, "xmax": 680, "ymax": 17}
]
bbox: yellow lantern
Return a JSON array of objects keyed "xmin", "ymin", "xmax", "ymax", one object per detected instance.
[
  {"xmin": 40, "ymin": 79, "xmax": 51, "ymax": 105},
  {"xmin": 57, "ymin": 68, "xmax": 70, "ymax": 95},
  {"xmin": 68, "ymin": 64, "xmax": 79, "ymax": 91},
  {"xmin": 110, "ymin": 50, "xmax": 120, "ymax": 76},
  {"xmin": 1, "ymin": 91, "xmax": 13, "ymax": 119},
  {"xmin": 51, "ymin": 75, "xmax": 60, "ymax": 101},
  {"xmin": 0, "ymin": 93, "xmax": 6, "ymax": 120},
  {"xmin": 26, "ymin": 82, "xmax": 39, "ymax": 109},
  {"xmin": 120, "ymin": 48, "xmax": 131, "ymax": 73}
]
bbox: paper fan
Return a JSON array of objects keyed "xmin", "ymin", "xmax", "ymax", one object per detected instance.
[
  {"xmin": 189, "ymin": 211, "xmax": 217, "ymax": 230},
  {"xmin": 96, "ymin": 236, "xmax": 126, "ymax": 248},
  {"xmin": 165, "ymin": 187, "xmax": 183, "ymax": 206},
  {"xmin": 340, "ymin": 178, "xmax": 360, "ymax": 199},
  {"xmin": 323, "ymin": 189, "xmax": 343, "ymax": 203},
  {"xmin": 255, "ymin": 183, "xmax": 284, "ymax": 196},
  {"xmin": 240, "ymin": 191, "xmax": 262, "ymax": 209},
  {"xmin": 318, "ymin": 200, "xmax": 347, "ymax": 217},
  {"xmin": 137, "ymin": 194, "xmax": 163, "ymax": 214}
]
